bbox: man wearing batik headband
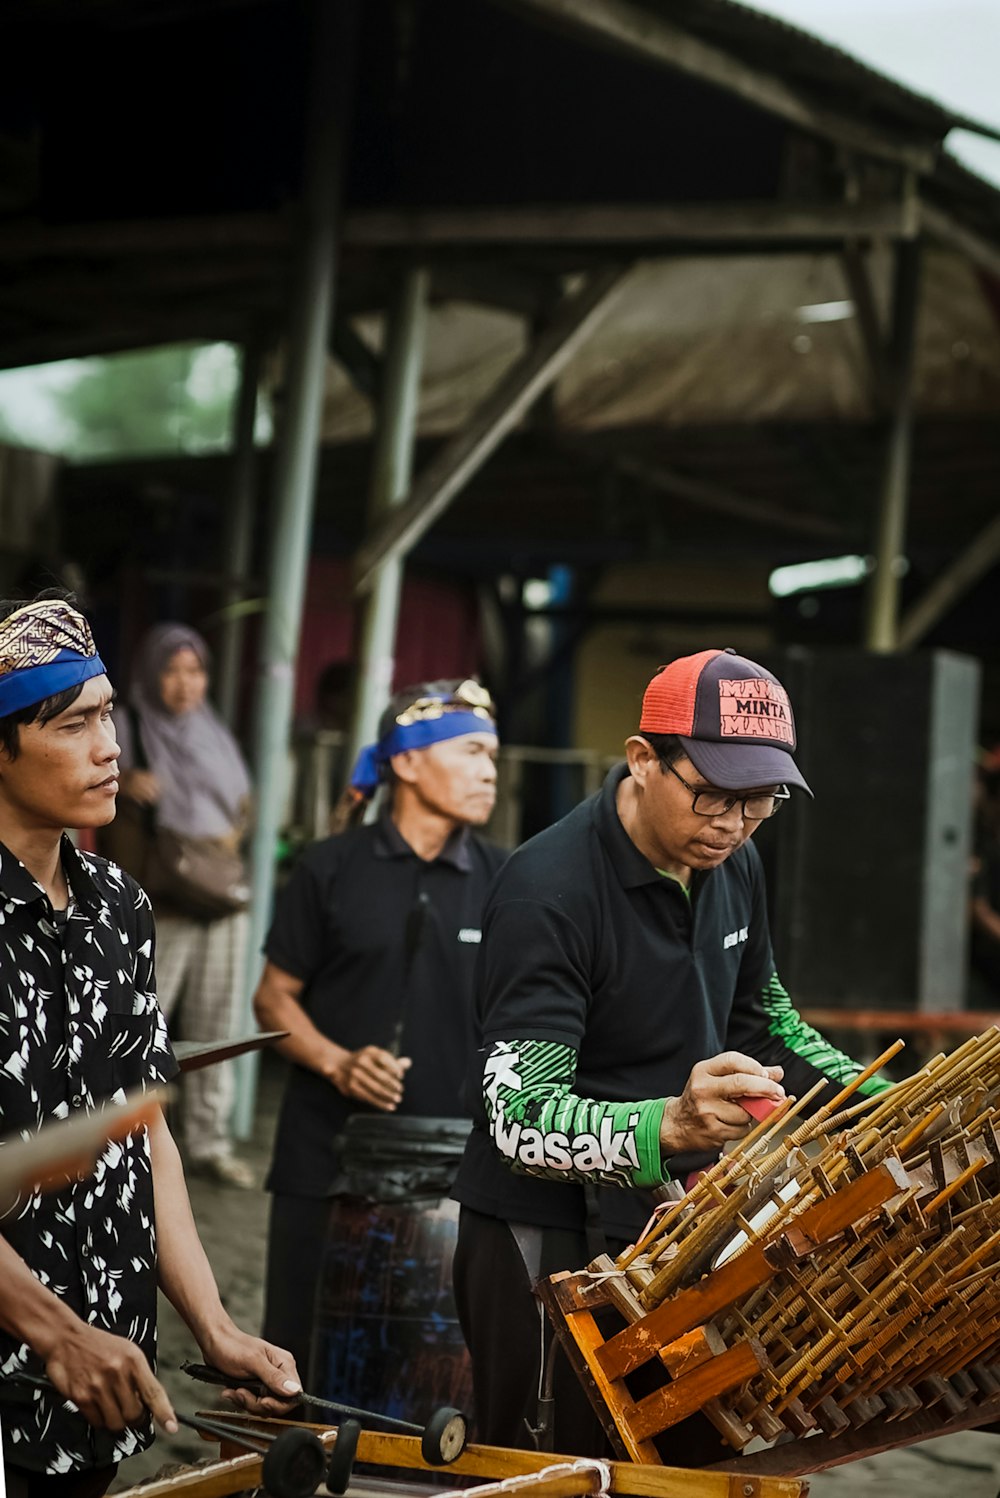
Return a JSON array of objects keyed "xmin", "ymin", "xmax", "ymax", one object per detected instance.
[
  {"xmin": 255, "ymin": 678, "xmax": 506, "ymax": 1383},
  {"xmin": 0, "ymin": 595, "xmax": 301, "ymax": 1498},
  {"xmin": 452, "ymin": 647, "xmax": 890, "ymax": 1457}
]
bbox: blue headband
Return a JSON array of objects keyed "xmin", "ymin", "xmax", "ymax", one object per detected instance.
[
  {"xmin": 350, "ymin": 711, "xmax": 497, "ymax": 798},
  {"xmin": 0, "ymin": 652, "xmax": 107, "ymax": 717}
]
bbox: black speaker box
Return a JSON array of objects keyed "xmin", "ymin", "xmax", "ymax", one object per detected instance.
[{"xmin": 756, "ymin": 648, "xmax": 980, "ymax": 1012}]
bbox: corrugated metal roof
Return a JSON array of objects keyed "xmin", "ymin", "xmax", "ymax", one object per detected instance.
[{"xmin": 658, "ymin": 0, "xmax": 1000, "ymax": 142}]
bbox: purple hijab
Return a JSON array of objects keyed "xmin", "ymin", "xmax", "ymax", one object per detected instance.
[{"xmin": 124, "ymin": 623, "xmax": 251, "ymax": 839}]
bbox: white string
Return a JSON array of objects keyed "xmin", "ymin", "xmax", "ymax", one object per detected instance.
[{"xmin": 462, "ymin": 1457, "xmax": 613, "ymax": 1498}]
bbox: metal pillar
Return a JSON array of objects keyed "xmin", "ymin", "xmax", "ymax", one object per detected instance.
[
  {"xmin": 346, "ymin": 266, "xmax": 430, "ymax": 769},
  {"xmin": 232, "ymin": 0, "xmax": 356, "ymax": 1140},
  {"xmin": 863, "ymin": 237, "xmax": 923, "ymax": 652},
  {"xmin": 216, "ymin": 339, "xmax": 262, "ymax": 728}
]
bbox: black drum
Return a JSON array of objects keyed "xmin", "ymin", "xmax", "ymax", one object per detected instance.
[{"xmin": 311, "ymin": 1115, "xmax": 472, "ymax": 1425}]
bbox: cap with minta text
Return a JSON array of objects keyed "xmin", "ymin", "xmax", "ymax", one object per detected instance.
[{"xmin": 639, "ymin": 647, "xmax": 812, "ymax": 796}]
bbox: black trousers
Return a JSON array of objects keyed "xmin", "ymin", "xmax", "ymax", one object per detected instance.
[
  {"xmin": 261, "ymin": 1193, "xmax": 332, "ymax": 1388},
  {"xmin": 4, "ymin": 1466, "xmax": 117, "ymax": 1498},
  {"xmin": 453, "ymin": 1205, "xmax": 613, "ymax": 1455}
]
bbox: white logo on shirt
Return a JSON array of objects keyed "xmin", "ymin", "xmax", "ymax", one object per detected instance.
[
  {"xmin": 723, "ymin": 927, "xmax": 749, "ymax": 950},
  {"xmin": 458, "ymin": 927, "xmax": 482, "ymax": 944}
]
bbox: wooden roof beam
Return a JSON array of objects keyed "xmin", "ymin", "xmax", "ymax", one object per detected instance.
[
  {"xmin": 898, "ymin": 511, "xmax": 1000, "ymax": 651},
  {"xmin": 344, "ymin": 200, "xmax": 913, "ymax": 249},
  {"xmin": 921, "ymin": 201, "xmax": 1000, "ymax": 282},
  {"xmin": 612, "ymin": 453, "xmax": 847, "ymax": 541},
  {"xmin": 353, "ymin": 264, "xmax": 633, "ymax": 592},
  {"xmin": 494, "ymin": 0, "xmax": 938, "ymax": 173},
  {"xmin": 0, "ymin": 212, "xmax": 290, "ymax": 260}
]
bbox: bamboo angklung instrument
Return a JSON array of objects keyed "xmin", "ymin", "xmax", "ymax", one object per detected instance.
[{"xmin": 541, "ymin": 1030, "xmax": 1000, "ymax": 1459}]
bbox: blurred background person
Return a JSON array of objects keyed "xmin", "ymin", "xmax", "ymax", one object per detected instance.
[
  {"xmin": 110, "ymin": 623, "xmax": 255, "ymax": 1188},
  {"xmin": 253, "ymin": 678, "xmax": 505, "ymax": 1387}
]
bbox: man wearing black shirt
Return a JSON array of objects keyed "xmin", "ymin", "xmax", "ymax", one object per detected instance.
[
  {"xmin": 0, "ymin": 597, "xmax": 300, "ymax": 1498},
  {"xmin": 452, "ymin": 647, "xmax": 888, "ymax": 1453},
  {"xmin": 254, "ymin": 679, "xmax": 505, "ymax": 1384}
]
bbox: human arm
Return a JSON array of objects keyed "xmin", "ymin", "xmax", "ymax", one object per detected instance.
[
  {"xmin": 725, "ymin": 862, "xmax": 892, "ymax": 1102},
  {"xmin": 0, "ymin": 1233, "xmax": 177, "ymax": 1434},
  {"xmin": 253, "ymin": 959, "xmax": 410, "ymax": 1110},
  {"xmin": 481, "ymin": 1038, "xmax": 785, "ymax": 1187},
  {"xmin": 476, "ymin": 883, "xmax": 786, "ymax": 1187},
  {"xmin": 147, "ymin": 1105, "xmax": 301, "ymax": 1413}
]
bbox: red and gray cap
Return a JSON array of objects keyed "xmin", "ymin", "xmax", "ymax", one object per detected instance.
[{"xmin": 639, "ymin": 647, "xmax": 812, "ymax": 796}]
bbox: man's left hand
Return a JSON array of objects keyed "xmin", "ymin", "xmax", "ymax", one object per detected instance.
[{"xmin": 200, "ymin": 1324, "xmax": 303, "ymax": 1414}]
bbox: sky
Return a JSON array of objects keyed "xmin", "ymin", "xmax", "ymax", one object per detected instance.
[{"xmin": 755, "ymin": 0, "xmax": 1000, "ymax": 187}]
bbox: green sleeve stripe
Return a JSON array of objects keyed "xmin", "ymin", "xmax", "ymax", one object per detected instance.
[
  {"xmin": 761, "ymin": 973, "xmax": 891, "ymax": 1096},
  {"xmin": 482, "ymin": 1039, "xmax": 670, "ymax": 1189}
]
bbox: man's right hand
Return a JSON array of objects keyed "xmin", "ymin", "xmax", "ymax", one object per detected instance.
[
  {"xmin": 332, "ymin": 1046, "xmax": 412, "ymax": 1111},
  {"xmin": 44, "ymin": 1323, "xmax": 177, "ymax": 1434},
  {"xmin": 659, "ymin": 1052, "xmax": 786, "ymax": 1155}
]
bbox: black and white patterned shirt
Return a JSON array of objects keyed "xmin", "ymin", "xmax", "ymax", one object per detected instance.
[{"xmin": 0, "ymin": 837, "xmax": 177, "ymax": 1474}]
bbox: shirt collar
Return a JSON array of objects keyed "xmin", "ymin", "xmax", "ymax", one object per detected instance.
[
  {"xmin": 594, "ymin": 762, "xmax": 679, "ymax": 890},
  {"xmin": 374, "ymin": 813, "xmax": 473, "ymax": 872},
  {"xmin": 0, "ymin": 833, "xmax": 106, "ymax": 914}
]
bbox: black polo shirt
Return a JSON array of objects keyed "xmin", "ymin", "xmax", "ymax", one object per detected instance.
[
  {"xmin": 0, "ymin": 837, "xmax": 177, "ymax": 1475},
  {"xmin": 454, "ymin": 764, "xmax": 842, "ymax": 1241},
  {"xmin": 264, "ymin": 816, "xmax": 507, "ymax": 1197}
]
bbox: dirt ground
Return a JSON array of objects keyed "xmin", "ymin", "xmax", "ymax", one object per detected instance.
[{"xmin": 111, "ymin": 1053, "xmax": 1000, "ymax": 1498}]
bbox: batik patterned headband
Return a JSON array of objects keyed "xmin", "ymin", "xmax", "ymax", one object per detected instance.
[{"xmin": 0, "ymin": 601, "xmax": 106, "ymax": 717}]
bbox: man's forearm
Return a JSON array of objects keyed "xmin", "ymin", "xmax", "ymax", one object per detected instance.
[
  {"xmin": 0, "ymin": 1235, "xmax": 80, "ymax": 1359},
  {"xmin": 483, "ymin": 1038, "xmax": 669, "ymax": 1189},
  {"xmin": 148, "ymin": 1108, "xmax": 231, "ymax": 1349},
  {"xmin": 253, "ymin": 977, "xmax": 348, "ymax": 1083}
]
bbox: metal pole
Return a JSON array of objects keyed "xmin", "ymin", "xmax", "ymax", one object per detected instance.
[
  {"xmin": 346, "ymin": 266, "xmax": 430, "ymax": 769},
  {"xmin": 862, "ymin": 236, "xmax": 923, "ymax": 653},
  {"xmin": 216, "ymin": 339, "xmax": 262, "ymax": 728},
  {"xmin": 232, "ymin": 0, "xmax": 357, "ymax": 1140}
]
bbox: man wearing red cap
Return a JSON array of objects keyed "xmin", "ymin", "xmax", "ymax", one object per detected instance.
[{"xmin": 452, "ymin": 648, "xmax": 887, "ymax": 1455}]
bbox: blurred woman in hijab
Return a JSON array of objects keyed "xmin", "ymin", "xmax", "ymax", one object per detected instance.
[{"xmin": 115, "ymin": 622, "xmax": 255, "ymax": 1188}]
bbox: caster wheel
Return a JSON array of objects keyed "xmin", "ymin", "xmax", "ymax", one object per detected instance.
[
  {"xmin": 261, "ymin": 1427, "xmax": 327, "ymax": 1498},
  {"xmin": 326, "ymin": 1417, "xmax": 362, "ymax": 1494},
  {"xmin": 420, "ymin": 1406, "xmax": 468, "ymax": 1466}
]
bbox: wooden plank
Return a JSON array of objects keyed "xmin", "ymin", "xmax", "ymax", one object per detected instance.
[
  {"xmin": 596, "ymin": 1164, "xmax": 901, "ymax": 1381},
  {"xmin": 353, "ymin": 265, "xmax": 632, "ymax": 591},
  {"xmin": 709, "ymin": 1387, "xmax": 1000, "ymax": 1477},
  {"xmin": 495, "ymin": 0, "xmax": 937, "ymax": 171},
  {"xmin": 627, "ymin": 1341, "xmax": 765, "ymax": 1443},
  {"xmin": 539, "ymin": 1271, "xmax": 659, "ymax": 1463},
  {"xmin": 113, "ymin": 1418, "xmax": 811, "ymax": 1498},
  {"xmin": 0, "ymin": 1087, "xmax": 167, "ymax": 1202},
  {"xmin": 344, "ymin": 200, "xmax": 908, "ymax": 248}
]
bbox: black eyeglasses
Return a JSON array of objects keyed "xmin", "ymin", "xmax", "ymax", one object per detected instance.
[{"xmin": 663, "ymin": 761, "xmax": 790, "ymax": 821}]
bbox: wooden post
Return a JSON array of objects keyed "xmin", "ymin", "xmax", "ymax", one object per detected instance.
[
  {"xmin": 232, "ymin": 0, "xmax": 357, "ymax": 1139},
  {"xmin": 216, "ymin": 338, "xmax": 262, "ymax": 728},
  {"xmin": 862, "ymin": 235, "xmax": 923, "ymax": 653},
  {"xmin": 345, "ymin": 266, "xmax": 430, "ymax": 775}
]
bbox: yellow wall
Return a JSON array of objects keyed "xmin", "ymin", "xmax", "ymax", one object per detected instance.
[{"xmin": 573, "ymin": 562, "xmax": 774, "ymax": 757}]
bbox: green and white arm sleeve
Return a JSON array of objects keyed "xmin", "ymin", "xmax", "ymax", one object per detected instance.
[
  {"xmin": 759, "ymin": 973, "xmax": 892, "ymax": 1096},
  {"xmin": 483, "ymin": 1038, "xmax": 669, "ymax": 1189}
]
